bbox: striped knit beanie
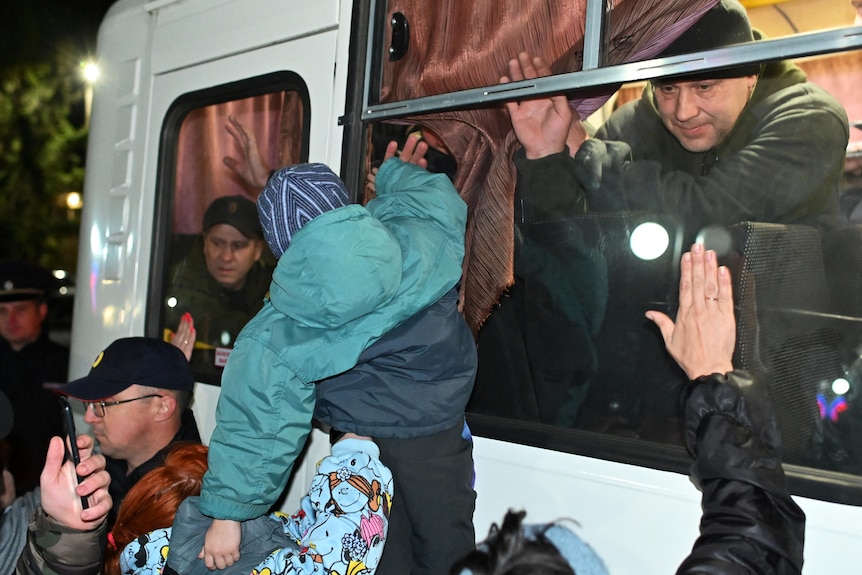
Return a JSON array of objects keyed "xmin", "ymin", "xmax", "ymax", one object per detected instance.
[{"xmin": 257, "ymin": 163, "xmax": 350, "ymax": 258}]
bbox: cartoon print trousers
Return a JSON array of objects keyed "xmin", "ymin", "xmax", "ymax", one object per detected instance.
[{"xmin": 123, "ymin": 437, "xmax": 394, "ymax": 575}]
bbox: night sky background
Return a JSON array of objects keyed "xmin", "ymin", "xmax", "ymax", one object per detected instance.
[
  {"xmin": 0, "ymin": 1, "xmax": 118, "ymax": 269},
  {"xmin": 1, "ymin": 2, "xmax": 116, "ymax": 71}
]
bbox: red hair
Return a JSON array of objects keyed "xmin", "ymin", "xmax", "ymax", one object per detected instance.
[{"xmin": 104, "ymin": 442, "xmax": 208, "ymax": 575}]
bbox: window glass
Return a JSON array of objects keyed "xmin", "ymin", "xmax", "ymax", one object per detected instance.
[
  {"xmin": 158, "ymin": 80, "xmax": 308, "ymax": 385},
  {"xmin": 364, "ymin": 0, "xmax": 862, "ymax": 502}
]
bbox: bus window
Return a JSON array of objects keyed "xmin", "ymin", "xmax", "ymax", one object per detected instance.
[
  {"xmin": 362, "ymin": 0, "xmax": 862, "ymax": 504},
  {"xmin": 152, "ymin": 74, "xmax": 310, "ymax": 385}
]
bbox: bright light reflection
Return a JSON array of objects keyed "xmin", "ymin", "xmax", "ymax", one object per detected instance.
[
  {"xmin": 221, "ymin": 331, "xmax": 231, "ymax": 346},
  {"xmin": 101, "ymin": 306, "xmax": 117, "ymax": 327},
  {"xmin": 696, "ymin": 225, "xmax": 733, "ymax": 257},
  {"xmin": 53, "ymin": 269, "xmax": 67, "ymax": 280},
  {"xmin": 832, "ymin": 378, "xmax": 851, "ymax": 396},
  {"xmin": 166, "ymin": 297, "xmax": 178, "ymax": 308},
  {"xmin": 630, "ymin": 222, "xmax": 669, "ymax": 261},
  {"xmin": 82, "ymin": 61, "xmax": 100, "ymax": 84},
  {"xmin": 66, "ymin": 192, "xmax": 83, "ymax": 210}
]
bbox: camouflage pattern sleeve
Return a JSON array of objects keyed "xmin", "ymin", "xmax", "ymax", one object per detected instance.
[{"xmin": 15, "ymin": 507, "xmax": 107, "ymax": 575}]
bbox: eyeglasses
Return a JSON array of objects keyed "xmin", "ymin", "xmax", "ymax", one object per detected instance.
[{"xmin": 82, "ymin": 394, "xmax": 163, "ymax": 418}]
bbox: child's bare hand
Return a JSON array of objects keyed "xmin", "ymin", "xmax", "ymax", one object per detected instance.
[
  {"xmin": 199, "ymin": 518, "xmax": 241, "ymax": 570},
  {"xmin": 383, "ymin": 133, "xmax": 429, "ymax": 168},
  {"xmin": 367, "ymin": 133, "xmax": 431, "ymax": 200}
]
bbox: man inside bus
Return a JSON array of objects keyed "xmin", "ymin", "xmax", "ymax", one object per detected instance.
[
  {"xmin": 0, "ymin": 261, "xmax": 68, "ymax": 496},
  {"xmin": 58, "ymin": 337, "xmax": 201, "ymax": 528},
  {"xmin": 494, "ymin": 0, "xmax": 850, "ymax": 438},
  {"xmin": 503, "ymin": 0, "xmax": 849, "ymax": 238},
  {"xmin": 165, "ymin": 194, "xmax": 273, "ymax": 375}
]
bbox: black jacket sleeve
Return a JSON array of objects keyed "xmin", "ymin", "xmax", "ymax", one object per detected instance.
[{"xmin": 676, "ymin": 371, "xmax": 805, "ymax": 575}]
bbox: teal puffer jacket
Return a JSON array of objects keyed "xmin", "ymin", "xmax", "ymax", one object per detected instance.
[{"xmin": 201, "ymin": 159, "xmax": 467, "ymax": 521}]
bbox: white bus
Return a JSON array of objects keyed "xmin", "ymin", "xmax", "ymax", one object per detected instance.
[{"xmin": 73, "ymin": 0, "xmax": 862, "ymax": 571}]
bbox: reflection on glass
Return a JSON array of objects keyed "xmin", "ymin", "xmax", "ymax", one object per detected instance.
[
  {"xmin": 364, "ymin": 1, "xmax": 862, "ymax": 499},
  {"xmin": 630, "ymin": 222, "xmax": 669, "ymax": 261}
]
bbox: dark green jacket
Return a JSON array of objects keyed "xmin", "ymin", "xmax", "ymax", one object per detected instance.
[
  {"xmin": 570, "ymin": 59, "xmax": 848, "ymax": 236},
  {"xmin": 164, "ymin": 237, "xmax": 273, "ymax": 375}
]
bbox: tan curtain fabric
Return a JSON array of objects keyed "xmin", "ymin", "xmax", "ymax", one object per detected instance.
[
  {"xmin": 173, "ymin": 93, "xmax": 303, "ymax": 234},
  {"xmin": 380, "ymin": 0, "xmax": 718, "ymax": 334}
]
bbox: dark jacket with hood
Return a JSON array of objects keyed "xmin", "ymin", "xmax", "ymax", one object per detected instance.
[{"xmin": 519, "ymin": 58, "xmax": 849, "ymax": 240}]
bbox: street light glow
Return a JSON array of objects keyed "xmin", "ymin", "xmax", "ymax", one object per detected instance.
[
  {"xmin": 82, "ymin": 61, "xmax": 100, "ymax": 84},
  {"xmin": 66, "ymin": 192, "xmax": 83, "ymax": 210}
]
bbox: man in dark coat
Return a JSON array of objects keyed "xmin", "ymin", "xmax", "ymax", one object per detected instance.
[
  {"xmin": 0, "ymin": 261, "xmax": 68, "ymax": 496},
  {"xmin": 60, "ymin": 337, "xmax": 201, "ymax": 528},
  {"xmin": 506, "ymin": 0, "xmax": 849, "ymax": 238}
]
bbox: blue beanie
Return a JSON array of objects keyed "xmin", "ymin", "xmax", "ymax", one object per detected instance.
[
  {"xmin": 257, "ymin": 163, "xmax": 350, "ymax": 258},
  {"xmin": 523, "ymin": 523, "xmax": 609, "ymax": 575},
  {"xmin": 457, "ymin": 522, "xmax": 609, "ymax": 575}
]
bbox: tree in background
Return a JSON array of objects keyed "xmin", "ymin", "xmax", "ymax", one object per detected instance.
[{"xmin": 0, "ymin": 1, "xmax": 114, "ymax": 273}]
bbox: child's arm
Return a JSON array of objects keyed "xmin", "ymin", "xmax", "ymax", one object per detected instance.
[{"xmin": 199, "ymin": 518, "xmax": 242, "ymax": 570}]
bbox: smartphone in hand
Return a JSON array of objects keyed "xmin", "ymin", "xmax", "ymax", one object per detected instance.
[{"xmin": 58, "ymin": 396, "xmax": 89, "ymax": 509}]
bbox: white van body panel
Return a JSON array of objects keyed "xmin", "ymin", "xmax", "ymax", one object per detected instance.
[
  {"xmin": 73, "ymin": 1, "xmax": 862, "ymax": 572},
  {"xmin": 472, "ymin": 436, "xmax": 862, "ymax": 573},
  {"xmin": 147, "ymin": 0, "xmax": 340, "ymax": 76}
]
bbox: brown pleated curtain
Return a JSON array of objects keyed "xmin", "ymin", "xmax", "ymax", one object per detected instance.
[
  {"xmin": 173, "ymin": 92, "xmax": 304, "ymax": 234},
  {"xmin": 379, "ymin": 0, "xmax": 718, "ymax": 335}
]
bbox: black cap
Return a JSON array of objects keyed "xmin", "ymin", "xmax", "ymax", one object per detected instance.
[
  {"xmin": 0, "ymin": 261, "xmax": 54, "ymax": 303},
  {"xmin": 0, "ymin": 391, "xmax": 12, "ymax": 440},
  {"xmin": 202, "ymin": 195, "xmax": 263, "ymax": 239},
  {"xmin": 60, "ymin": 337, "xmax": 195, "ymax": 401},
  {"xmin": 657, "ymin": 0, "xmax": 761, "ymax": 82}
]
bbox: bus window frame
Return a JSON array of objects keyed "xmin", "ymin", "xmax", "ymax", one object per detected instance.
[
  {"xmin": 146, "ymin": 71, "xmax": 311, "ymax": 386},
  {"xmin": 362, "ymin": 6, "xmax": 862, "ymax": 121}
]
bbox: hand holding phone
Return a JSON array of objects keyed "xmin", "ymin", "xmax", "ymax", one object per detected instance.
[{"xmin": 59, "ymin": 396, "xmax": 89, "ymax": 509}]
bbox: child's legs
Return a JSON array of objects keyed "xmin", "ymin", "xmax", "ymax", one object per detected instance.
[
  {"xmin": 291, "ymin": 436, "xmax": 393, "ymax": 573},
  {"xmin": 164, "ymin": 497, "xmax": 294, "ymax": 575},
  {"xmin": 374, "ymin": 424, "xmax": 476, "ymax": 575}
]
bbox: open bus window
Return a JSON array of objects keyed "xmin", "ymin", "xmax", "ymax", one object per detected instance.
[
  {"xmin": 365, "ymin": 0, "xmax": 862, "ymax": 503},
  {"xmin": 155, "ymin": 75, "xmax": 309, "ymax": 385}
]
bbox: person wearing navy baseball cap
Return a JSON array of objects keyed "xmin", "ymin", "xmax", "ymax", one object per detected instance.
[
  {"xmin": 60, "ymin": 337, "xmax": 201, "ymax": 528},
  {"xmin": 0, "ymin": 261, "xmax": 68, "ymax": 496}
]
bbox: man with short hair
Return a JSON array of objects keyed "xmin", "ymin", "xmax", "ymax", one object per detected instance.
[
  {"xmin": 59, "ymin": 337, "xmax": 201, "ymax": 527},
  {"xmin": 505, "ymin": 0, "xmax": 849, "ymax": 238},
  {"xmin": 493, "ymin": 0, "xmax": 850, "ymax": 428},
  {"xmin": 165, "ymin": 195, "xmax": 273, "ymax": 375},
  {"xmin": 0, "ymin": 261, "xmax": 68, "ymax": 495}
]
